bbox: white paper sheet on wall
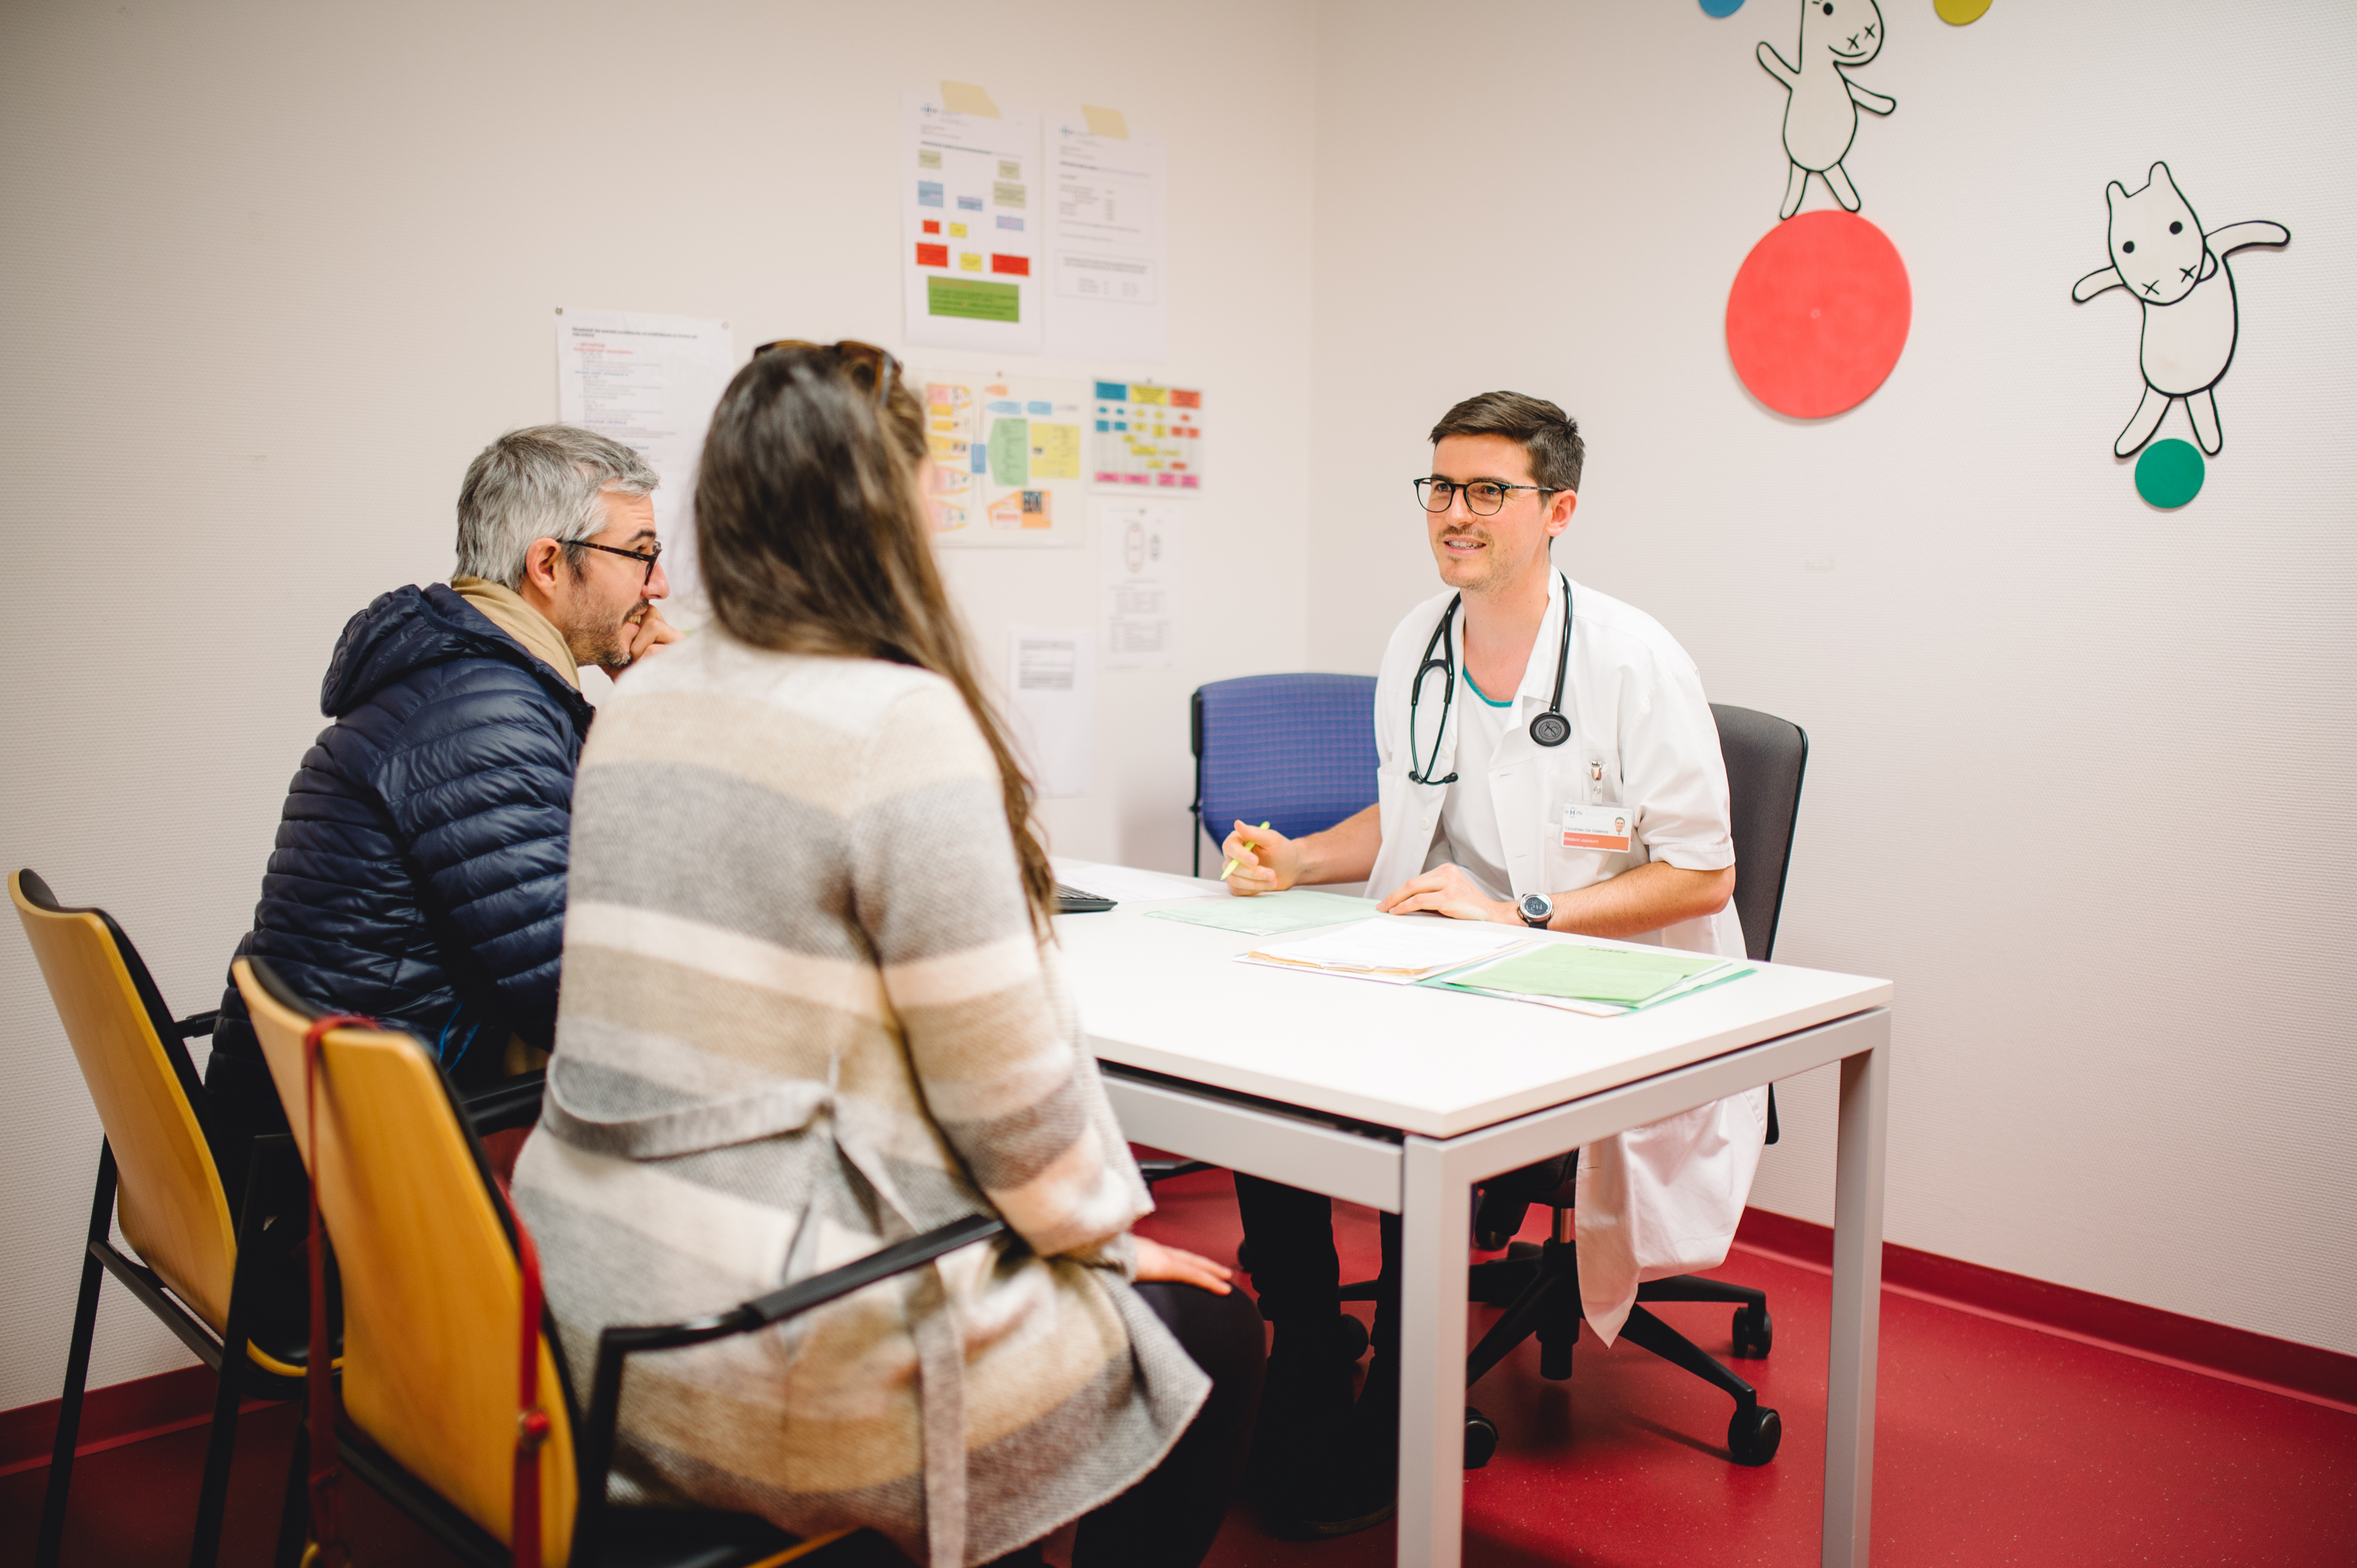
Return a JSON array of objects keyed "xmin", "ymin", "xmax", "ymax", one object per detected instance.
[
  {"xmin": 1008, "ymin": 627, "xmax": 1094, "ymax": 799},
  {"xmin": 1099, "ymin": 501, "xmax": 1178, "ymax": 669},
  {"xmin": 1044, "ymin": 108, "xmax": 1167, "ymax": 361},
  {"xmin": 918, "ymin": 370, "xmax": 1089, "ymax": 548},
  {"xmin": 904, "ymin": 89, "xmax": 1044, "ymax": 354},
  {"xmin": 553, "ymin": 308, "xmax": 734, "ymax": 609}
]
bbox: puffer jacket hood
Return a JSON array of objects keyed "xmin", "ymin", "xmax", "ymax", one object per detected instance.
[{"xmin": 320, "ymin": 583, "xmax": 555, "ymax": 717}]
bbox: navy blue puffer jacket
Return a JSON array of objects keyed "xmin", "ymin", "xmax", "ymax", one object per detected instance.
[{"xmin": 207, "ymin": 584, "xmax": 592, "ymax": 1145}]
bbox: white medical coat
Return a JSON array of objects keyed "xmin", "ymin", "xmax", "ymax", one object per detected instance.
[{"xmin": 1366, "ymin": 570, "xmax": 1769, "ymax": 1343}]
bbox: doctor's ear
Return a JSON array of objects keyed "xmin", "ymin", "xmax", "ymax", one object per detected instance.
[{"xmin": 1546, "ymin": 489, "xmax": 1578, "ymax": 535}]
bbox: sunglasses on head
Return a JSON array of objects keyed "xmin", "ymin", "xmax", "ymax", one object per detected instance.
[{"xmin": 751, "ymin": 339, "xmax": 902, "ymax": 411}]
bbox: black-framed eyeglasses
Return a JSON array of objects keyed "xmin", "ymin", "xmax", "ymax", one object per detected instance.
[
  {"xmin": 752, "ymin": 337, "xmax": 903, "ymax": 411},
  {"xmin": 1414, "ymin": 478, "xmax": 1557, "ymax": 517},
  {"xmin": 577, "ymin": 539, "xmax": 662, "ymax": 585}
]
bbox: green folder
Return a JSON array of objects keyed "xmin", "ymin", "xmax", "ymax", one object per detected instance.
[{"xmin": 1441, "ymin": 943, "xmax": 1730, "ymax": 1006}]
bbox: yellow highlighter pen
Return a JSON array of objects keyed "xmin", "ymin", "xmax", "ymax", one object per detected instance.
[{"xmin": 1221, "ymin": 822, "xmax": 1271, "ymax": 882}]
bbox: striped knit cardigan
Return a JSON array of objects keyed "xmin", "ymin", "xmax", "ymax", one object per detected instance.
[{"xmin": 511, "ymin": 632, "xmax": 1208, "ymax": 1567}]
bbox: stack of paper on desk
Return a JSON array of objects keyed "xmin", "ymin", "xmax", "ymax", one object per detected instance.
[
  {"xmin": 1239, "ymin": 917, "xmax": 1539, "ymax": 984},
  {"xmin": 1433, "ymin": 943, "xmax": 1751, "ymax": 1017},
  {"xmin": 1148, "ymin": 888, "xmax": 1377, "ymax": 937},
  {"xmin": 1051, "ymin": 859, "xmax": 1222, "ymax": 904}
]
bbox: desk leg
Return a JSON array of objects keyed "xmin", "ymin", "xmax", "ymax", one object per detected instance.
[
  {"xmin": 1824, "ymin": 1039, "xmax": 1888, "ymax": 1567},
  {"xmin": 1398, "ymin": 1137, "xmax": 1468, "ymax": 1568}
]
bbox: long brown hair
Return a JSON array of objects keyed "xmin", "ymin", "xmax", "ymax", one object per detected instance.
[{"xmin": 696, "ymin": 346, "xmax": 1055, "ymax": 934}]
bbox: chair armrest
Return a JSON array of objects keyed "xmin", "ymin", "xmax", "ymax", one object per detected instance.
[
  {"xmin": 175, "ymin": 1011, "xmax": 220, "ymax": 1039},
  {"xmin": 460, "ymin": 1070, "xmax": 545, "ymax": 1135},
  {"xmin": 1138, "ymin": 1158, "xmax": 1211, "ymax": 1185},
  {"xmin": 570, "ymin": 1212, "xmax": 1007, "ymax": 1563}
]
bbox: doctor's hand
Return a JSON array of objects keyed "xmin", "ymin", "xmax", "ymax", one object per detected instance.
[
  {"xmin": 1376, "ymin": 863, "xmax": 1517, "ymax": 925},
  {"xmin": 1221, "ymin": 819, "xmax": 1300, "ymax": 896}
]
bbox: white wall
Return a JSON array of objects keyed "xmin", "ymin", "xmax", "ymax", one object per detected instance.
[
  {"xmin": 0, "ymin": 0, "xmax": 1316, "ymax": 1412},
  {"xmin": 5, "ymin": 0, "xmax": 2352, "ymax": 1417},
  {"xmin": 1303, "ymin": 0, "xmax": 2357, "ymax": 1354}
]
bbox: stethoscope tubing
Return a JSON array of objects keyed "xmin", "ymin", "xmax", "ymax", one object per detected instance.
[{"xmin": 1406, "ymin": 572, "xmax": 1574, "ymax": 786}]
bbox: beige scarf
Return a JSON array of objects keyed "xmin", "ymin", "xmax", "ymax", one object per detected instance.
[{"xmin": 449, "ymin": 577, "xmax": 580, "ymax": 690}]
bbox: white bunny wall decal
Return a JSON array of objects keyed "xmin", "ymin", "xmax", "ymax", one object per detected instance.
[
  {"xmin": 2072, "ymin": 163, "xmax": 2289, "ymax": 457},
  {"xmin": 1759, "ymin": 0, "xmax": 1896, "ymax": 220}
]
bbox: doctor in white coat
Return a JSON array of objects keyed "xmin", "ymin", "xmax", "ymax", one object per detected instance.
[{"xmin": 1222, "ymin": 390, "xmax": 1768, "ymax": 1537}]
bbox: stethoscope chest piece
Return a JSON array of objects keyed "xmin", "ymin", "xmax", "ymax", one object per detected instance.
[{"xmin": 1529, "ymin": 710, "xmax": 1571, "ymax": 748}]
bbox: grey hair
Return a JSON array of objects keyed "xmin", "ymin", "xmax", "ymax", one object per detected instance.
[{"xmin": 453, "ymin": 425, "xmax": 659, "ymax": 590}]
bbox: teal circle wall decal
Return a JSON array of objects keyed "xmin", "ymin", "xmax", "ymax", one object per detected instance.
[
  {"xmin": 2134, "ymin": 439, "xmax": 2205, "ymax": 509},
  {"xmin": 1701, "ymin": 0, "xmax": 1746, "ymax": 16}
]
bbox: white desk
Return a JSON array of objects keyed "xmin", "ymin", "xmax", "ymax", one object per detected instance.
[{"xmin": 1058, "ymin": 888, "xmax": 1893, "ymax": 1568}]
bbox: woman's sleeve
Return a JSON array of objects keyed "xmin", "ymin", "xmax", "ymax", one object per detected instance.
[{"xmin": 850, "ymin": 681, "xmax": 1150, "ymax": 1263}]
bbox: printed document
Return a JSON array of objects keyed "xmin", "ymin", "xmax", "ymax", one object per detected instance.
[{"xmin": 553, "ymin": 309, "xmax": 734, "ymax": 608}]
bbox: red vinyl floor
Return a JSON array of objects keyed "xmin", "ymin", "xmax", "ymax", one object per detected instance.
[{"xmin": 7, "ymin": 1167, "xmax": 2353, "ymax": 1566}]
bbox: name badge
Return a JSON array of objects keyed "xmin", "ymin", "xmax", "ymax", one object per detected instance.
[{"xmin": 1561, "ymin": 802, "xmax": 1633, "ymax": 852}]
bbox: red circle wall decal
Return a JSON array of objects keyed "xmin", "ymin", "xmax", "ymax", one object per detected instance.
[{"xmin": 1725, "ymin": 211, "xmax": 1912, "ymax": 419}]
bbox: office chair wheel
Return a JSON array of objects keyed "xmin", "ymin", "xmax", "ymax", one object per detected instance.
[
  {"xmin": 1464, "ymin": 1407, "xmax": 1499, "ymax": 1469},
  {"xmin": 1731, "ymin": 1302, "xmax": 1773, "ymax": 1358},
  {"xmin": 1331, "ymin": 1312, "xmax": 1369, "ymax": 1364},
  {"xmin": 1727, "ymin": 1405, "xmax": 1781, "ymax": 1467}
]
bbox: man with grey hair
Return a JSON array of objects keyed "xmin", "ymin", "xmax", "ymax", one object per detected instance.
[{"xmin": 204, "ymin": 425, "xmax": 677, "ymax": 1191}]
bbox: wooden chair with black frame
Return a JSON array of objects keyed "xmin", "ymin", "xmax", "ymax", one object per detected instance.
[
  {"xmin": 233, "ymin": 954, "xmax": 1003, "ymax": 1568},
  {"xmin": 11, "ymin": 866, "xmax": 548, "ymax": 1568}
]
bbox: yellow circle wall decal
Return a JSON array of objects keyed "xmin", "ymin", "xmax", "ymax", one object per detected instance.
[{"xmin": 1935, "ymin": 0, "xmax": 1992, "ymax": 23}]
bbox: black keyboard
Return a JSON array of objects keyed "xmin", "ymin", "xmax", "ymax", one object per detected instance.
[{"xmin": 1054, "ymin": 883, "xmax": 1116, "ymax": 914}]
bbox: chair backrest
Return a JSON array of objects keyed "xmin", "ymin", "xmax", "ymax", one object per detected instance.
[
  {"xmin": 12, "ymin": 869, "xmax": 238, "ymax": 1331},
  {"xmin": 1709, "ymin": 705, "xmax": 1809, "ymax": 964},
  {"xmin": 1192, "ymin": 674, "xmax": 1380, "ymax": 853},
  {"xmin": 234, "ymin": 958, "xmax": 576, "ymax": 1566}
]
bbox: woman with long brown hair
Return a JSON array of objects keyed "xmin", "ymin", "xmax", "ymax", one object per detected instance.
[{"xmin": 512, "ymin": 343, "xmax": 1261, "ymax": 1567}]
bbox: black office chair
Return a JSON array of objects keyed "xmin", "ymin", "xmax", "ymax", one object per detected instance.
[{"xmin": 1343, "ymin": 704, "xmax": 1809, "ymax": 1469}]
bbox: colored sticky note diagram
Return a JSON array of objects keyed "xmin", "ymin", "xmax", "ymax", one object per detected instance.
[
  {"xmin": 915, "ymin": 242, "xmax": 948, "ymax": 268},
  {"xmin": 959, "ymin": 252, "xmax": 983, "ymax": 272},
  {"xmin": 1031, "ymin": 423, "xmax": 1080, "ymax": 479},
  {"xmin": 1130, "ymin": 385, "xmax": 1169, "ymax": 406},
  {"xmin": 950, "ymin": 222, "xmax": 967, "ymax": 237},
  {"xmin": 988, "ymin": 417, "xmax": 1030, "ymax": 486},
  {"xmin": 988, "ymin": 489, "xmax": 1053, "ymax": 529}
]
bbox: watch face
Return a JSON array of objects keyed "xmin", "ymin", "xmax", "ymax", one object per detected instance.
[{"xmin": 1519, "ymin": 894, "xmax": 1552, "ymax": 923}]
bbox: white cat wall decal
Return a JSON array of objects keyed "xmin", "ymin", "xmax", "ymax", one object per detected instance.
[
  {"xmin": 1758, "ymin": 0, "xmax": 1896, "ymax": 220},
  {"xmin": 2072, "ymin": 163, "xmax": 2289, "ymax": 457}
]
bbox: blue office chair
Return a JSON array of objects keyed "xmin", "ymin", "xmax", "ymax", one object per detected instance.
[{"xmin": 1189, "ymin": 673, "xmax": 1379, "ymax": 875}]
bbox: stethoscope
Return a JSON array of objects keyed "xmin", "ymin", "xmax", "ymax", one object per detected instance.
[{"xmin": 1407, "ymin": 573, "xmax": 1574, "ymax": 786}]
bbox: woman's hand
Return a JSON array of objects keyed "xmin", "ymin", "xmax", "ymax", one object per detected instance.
[{"xmin": 1133, "ymin": 1235, "xmax": 1234, "ymax": 1295}]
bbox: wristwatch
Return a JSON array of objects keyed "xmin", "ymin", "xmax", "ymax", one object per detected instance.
[{"xmin": 1517, "ymin": 892, "xmax": 1555, "ymax": 929}]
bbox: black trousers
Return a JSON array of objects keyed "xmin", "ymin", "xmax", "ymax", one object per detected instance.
[
  {"xmin": 979, "ymin": 1277, "xmax": 1266, "ymax": 1568},
  {"xmin": 1233, "ymin": 1174, "xmax": 1402, "ymax": 1365}
]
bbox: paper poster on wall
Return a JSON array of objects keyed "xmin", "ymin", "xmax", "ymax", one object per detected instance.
[
  {"xmin": 1007, "ymin": 627, "xmax": 1094, "ymax": 798},
  {"xmin": 904, "ymin": 87, "xmax": 1043, "ymax": 354},
  {"xmin": 919, "ymin": 371, "xmax": 1089, "ymax": 548},
  {"xmin": 1091, "ymin": 382, "xmax": 1204, "ymax": 491},
  {"xmin": 553, "ymin": 308, "xmax": 735, "ymax": 606},
  {"xmin": 1099, "ymin": 502, "xmax": 1179, "ymax": 669},
  {"xmin": 1044, "ymin": 108, "xmax": 1168, "ymax": 361}
]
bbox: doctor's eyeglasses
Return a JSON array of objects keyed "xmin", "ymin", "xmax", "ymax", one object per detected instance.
[{"xmin": 1414, "ymin": 477, "xmax": 1557, "ymax": 516}]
